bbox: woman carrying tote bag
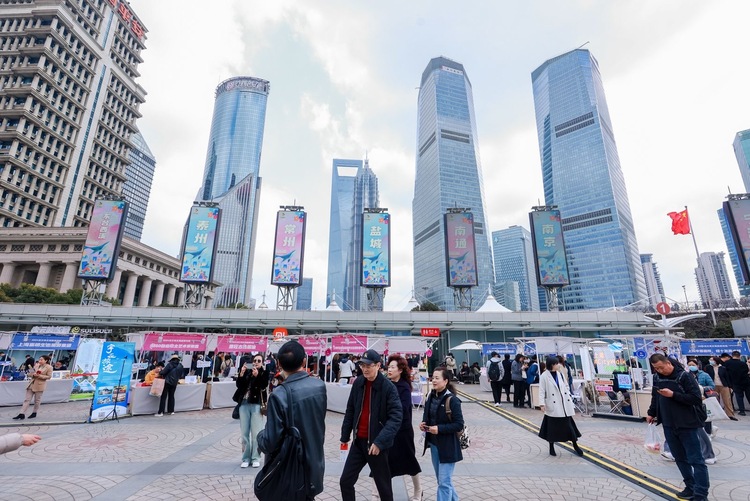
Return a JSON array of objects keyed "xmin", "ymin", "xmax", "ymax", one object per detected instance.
[{"xmin": 538, "ymin": 356, "xmax": 584, "ymax": 457}]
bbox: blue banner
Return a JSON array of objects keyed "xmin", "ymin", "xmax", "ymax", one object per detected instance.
[
  {"xmin": 10, "ymin": 333, "xmax": 80, "ymax": 350},
  {"xmin": 180, "ymin": 206, "xmax": 221, "ymax": 283},
  {"xmin": 679, "ymin": 339, "xmax": 750, "ymax": 357},
  {"xmin": 481, "ymin": 343, "xmax": 517, "ymax": 356},
  {"xmin": 529, "ymin": 210, "xmax": 569, "ymax": 286},
  {"xmin": 361, "ymin": 212, "xmax": 390, "ymax": 287},
  {"xmin": 89, "ymin": 342, "xmax": 135, "ymax": 422}
]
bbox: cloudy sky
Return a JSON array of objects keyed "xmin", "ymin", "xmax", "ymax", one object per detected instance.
[{"xmin": 129, "ymin": 0, "xmax": 750, "ymax": 310}]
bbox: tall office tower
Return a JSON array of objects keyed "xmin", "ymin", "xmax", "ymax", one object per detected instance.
[
  {"xmin": 122, "ymin": 131, "xmax": 155, "ymax": 240},
  {"xmin": 640, "ymin": 254, "xmax": 665, "ymax": 307},
  {"xmin": 197, "ymin": 77, "xmax": 269, "ymax": 307},
  {"xmin": 733, "ymin": 129, "xmax": 750, "ymax": 192},
  {"xmin": 493, "ymin": 280, "xmax": 521, "ymax": 311},
  {"xmin": 718, "ymin": 208, "xmax": 750, "ymax": 297},
  {"xmin": 412, "ymin": 57, "xmax": 494, "ymax": 310},
  {"xmin": 295, "ymin": 277, "xmax": 313, "ymax": 311},
  {"xmin": 327, "ymin": 158, "xmax": 360, "ymax": 309},
  {"xmin": 695, "ymin": 252, "xmax": 734, "ymax": 305},
  {"xmin": 492, "ymin": 226, "xmax": 540, "ymax": 311},
  {"xmin": 0, "ymin": 1, "xmax": 147, "ymax": 228},
  {"xmin": 531, "ymin": 49, "xmax": 646, "ymax": 310}
]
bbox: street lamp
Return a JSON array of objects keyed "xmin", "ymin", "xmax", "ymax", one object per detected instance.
[{"xmin": 682, "ymin": 285, "xmax": 689, "ymax": 310}]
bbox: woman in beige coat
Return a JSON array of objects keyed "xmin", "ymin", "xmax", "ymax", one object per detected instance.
[
  {"xmin": 13, "ymin": 355, "xmax": 53, "ymax": 420},
  {"xmin": 0, "ymin": 433, "xmax": 41, "ymax": 454},
  {"xmin": 538, "ymin": 356, "xmax": 584, "ymax": 457}
]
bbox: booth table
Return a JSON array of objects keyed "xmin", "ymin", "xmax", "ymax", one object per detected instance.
[
  {"xmin": 129, "ymin": 383, "xmax": 207, "ymax": 415},
  {"xmin": 631, "ymin": 390, "xmax": 653, "ymax": 418},
  {"xmin": 326, "ymin": 382, "xmax": 352, "ymax": 413},
  {"xmin": 0, "ymin": 379, "xmax": 74, "ymax": 406},
  {"xmin": 479, "ymin": 375, "xmax": 492, "ymax": 392},
  {"xmin": 205, "ymin": 381, "xmax": 237, "ymax": 409}
]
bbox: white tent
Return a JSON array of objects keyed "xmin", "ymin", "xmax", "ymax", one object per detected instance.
[{"xmin": 476, "ymin": 287, "xmax": 512, "ymax": 312}]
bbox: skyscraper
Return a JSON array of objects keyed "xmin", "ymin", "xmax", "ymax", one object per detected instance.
[
  {"xmin": 531, "ymin": 49, "xmax": 646, "ymax": 310},
  {"xmin": 640, "ymin": 254, "xmax": 665, "ymax": 307},
  {"xmin": 412, "ymin": 57, "xmax": 494, "ymax": 310},
  {"xmin": 494, "ymin": 280, "xmax": 521, "ymax": 311},
  {"xmin": 122, "ymin": 132, "xmax": 156, "ymax": 240},
  {"xmin": 695, "ymin": 252, "xmax": 734, "ymax": 305},
  {"xmin": 197, "ymin": 77, "xmax": 269, "ymax": 307},
  {"xmin": 718, "ymin": 207, "xmax": 750, "ymax": 297},
  {"xmin": 326, "ymin": 157, "xmax": 379, "ymax": 310},
  {"xmin": 295, "ymin": 277, "xmax": 313, "ymax": 310},
  {"xmin": 492, "ymin": 226, "xmax": 540, "ymax": 311},
  {"xmin": 733, "ymin": 129, "xmax": 750, "ymax": 192},
  {"xmin": 0, "ymin": 1, "xmax": 147, "ymax": 229}
]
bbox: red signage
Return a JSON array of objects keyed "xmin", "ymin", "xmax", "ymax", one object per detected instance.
[
  {"xmin": 656, "ymin": 302, "xmax": 671, "ymax": 315},
  {"xmin": 272, "ymin": 328, "xmax": 288, "ymax": 341},
  {"xmin": 216, "ymin": 335, "xmax": 267, "ymax": 353},
  {"xmin": 421, "ymin": 328, "xmax": 440, "ymax": 337},
  {"xmin": 143, "ymin": 333, "xmax": 207, "ymax": 352},
  {"xmin": 109, "ymin": 0, "xmax": 144, "ymax": 40}
]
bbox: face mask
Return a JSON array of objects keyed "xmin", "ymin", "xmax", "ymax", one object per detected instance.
[
  {"xmin": 689, "ymin": 366, "xmax": 698, "ymax": 372},
  {"xmin": 709, "ymin": 360, "xmax": 716, "ymax": 366}
]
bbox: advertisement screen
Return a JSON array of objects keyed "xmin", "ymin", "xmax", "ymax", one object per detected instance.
[
  {"xmin": 529, "ymin": 210, "xmax": 570, "ymax": 286},
  {"xmin": 271, "ymin": 210, "xmax": 306, "ymax": 286},
  {"xmin": 180, "ymin": 206, "xmax": 221, "ymax": 284},
  {"xmin": 361, "ymin": 212, "xmax": 390, "ymax": 287},
  {"xmin": 78, "ymin": 199, "xmax": 127, "ymax": 281},
  {"xmin": 444, "ymin": 212, "xmax": 478, "ymax": 287},
  {"xmin": 723, "ymin": 199, "xmax": 750, "ymax": 285}
]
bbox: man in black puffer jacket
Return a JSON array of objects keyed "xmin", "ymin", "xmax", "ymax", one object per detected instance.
[
  {"xmin": 647, "ymin": 354, "xmax": 709, "ymax": 501},
  {"xmin": 156, "ymin": 354, "xmax": 184, "ymax": 416}
]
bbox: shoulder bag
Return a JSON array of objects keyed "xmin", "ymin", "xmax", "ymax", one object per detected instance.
[{"xmin": 444, "ymin": 395, "xmax": 470, "ymax": 450}]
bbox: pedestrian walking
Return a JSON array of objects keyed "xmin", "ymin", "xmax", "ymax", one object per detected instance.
[
  {"xmin": 723, "ymin": 351, "xmax": 750, "ymax": 416},
  {"xmin": 233, "ymin": 353, "xmax": 267, "ymax": 468},
  {"xmin": 420, "ymin": 366, "xmax": 464, "ymax": 501},
  {"xmin": 339, "ymin": 349, "xmax": 402, "ymax": 501},
  {"xmin": 0, "ymin": 432, "xmax": 41, "ymax": 454},
  {"xmin": 511, "ymin": 354, "xmax": 525, "ymax": 407},
  {"xmin": 647, "ymin": 354, "xmax": 709, "ymax": 501},
  {"xmin": 485, "ymin": 351, "xmax": 504, "ymax": 406},
  {"xmin": 538, "ymin": 357, "xmax": 583, "ymax": 457},
  {"xmin": 704, "ymin": 356, "xmax": 737, "ymax": 421},
  {"xmin": 155, "ymin": 354, "xmax": 183, "ymax": 417},
  {"xmin": 13, "ymin": 355, "xmax": 53, "ymax": 420},
  {"xmin": 500, "ymin": 354, "xmax": 512, "ymax": 403},
  {"xmin": 444, "ymin": 353, "xmax": 457, "ymax": 380}
]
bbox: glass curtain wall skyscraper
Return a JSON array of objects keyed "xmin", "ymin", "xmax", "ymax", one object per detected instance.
[
  {"xmin": 640, "ymin": 254, "xmax": 665, "ymax": 307},
  {"xmin": 413, "ymin": 57, "xmax": 494, "ymax": 310},
  {"xmin": 720, "ymin": 130, "xmax": 750, "ymax": 298},
  {"xmin": 122, "ymin": 132, "xmax": 156, "ymax": 240},
  {"xmin": 531, "ymin": 49, "xmax": 646, "ymax": 310},
  {"xmin": 197, "ymin": 77, "xmax": 269, "ymax": 307},
  {"xmin": 345, "ymin": 159, "xmax": 379, "ymax": 310},
  {"xmin": 733, "ymin": 129, "xmax": 750, "ymax": 192},
  {"xmin": 492, "ymin": 226, "xmax": 540, "ymax": 311},
  {"xmin": 695, "ymin": 252, "xmax": 734, "ymax": 306}
]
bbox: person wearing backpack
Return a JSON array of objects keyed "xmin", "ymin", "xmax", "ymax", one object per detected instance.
[
  {"xmin": 485, "ymin": 351, "xmax": 505, "ymax": 407},
  {"xmin": 647, "ymin": 353, "xmax": 709, "ymax": 501}
]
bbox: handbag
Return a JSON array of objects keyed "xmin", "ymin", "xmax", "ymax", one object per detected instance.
[
  {"xmin": 232, "ymin": 402, "xmax": 240, "ymax": 420},
  {"xmin": 703, "ymin": 396, "xmax": 729, "ymax": 422},
  {"xmin": 254, "ymin": 383, "xmax": 309, "ymax": 501},
  {"xmin": 444, "ymin": 395, "xmax": 470, "ymax": 450},
  {"xmin": 149, "ymin": 378, "xmax": 165, "ymax": 397},
  {"xmin": 260, "ymin": 389, "xmax": 268, "ymax": 417}
]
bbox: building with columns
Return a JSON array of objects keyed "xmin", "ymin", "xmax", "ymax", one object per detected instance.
[{"xmin": 0, "ymin": 227, "xmax": 217, "ymax": 308}]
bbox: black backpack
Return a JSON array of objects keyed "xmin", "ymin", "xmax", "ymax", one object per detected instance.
[{"xmin": 488, "ymin": 361, "xmax": 501, "ymax": 382}]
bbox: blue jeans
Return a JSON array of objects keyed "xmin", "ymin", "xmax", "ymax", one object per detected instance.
[
  {"xmin": 239, "ymin": 401, "xmax": 263, "ymax": 463},
  {"xmin": 429, "ymin": 444, "xmax": 458, "ymax": 501},
  {"xmin": 663, "ymin": 426, "xmax": 709, "ymax": 497}
]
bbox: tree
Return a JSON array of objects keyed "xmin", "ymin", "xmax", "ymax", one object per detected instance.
[
  {"xmin": 412, "ymin": 301, "xmax": 442, "ymax": 312},
  {"xmin": 0, "ymin": 283, "xmax": 83, "ymax": 304}
]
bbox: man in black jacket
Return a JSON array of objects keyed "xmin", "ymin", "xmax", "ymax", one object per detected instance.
[
  {"xmin": 647, "ymin": 354, "xmax": 709, "ymax": 501},
  {"xmin": 156, "ymin": 354, "xmax": 184, "ymax": 416},
  {"xmin": 340, "ymin": 349, "xmax": 402, "ymax": 501},
  {"xmin": 723, "ymin": 351, "xmax": 750, "ymax": 416},
  {"xmin": 257, "ymin": 340, "xmax": 326, "ymax": 500}
]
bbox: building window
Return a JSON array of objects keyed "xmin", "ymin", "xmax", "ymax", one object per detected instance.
[
  {"xmin": 30, "ymin": 244, "xmax": 43, "ymax": 252},
  {"xmin": 11, "ymin": 244, "xmax": 25, "ymax": 252},
  {"xmin": 48, "ymin": 244, "xmax": 57, "ymax": 251},
  {"xmin": 61, "ymin": 244, "xmax": 69, "ymax": 251}
]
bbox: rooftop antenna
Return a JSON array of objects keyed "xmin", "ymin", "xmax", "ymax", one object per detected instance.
[{"xmin": 576, "ymin": 41, "xmax": 590, "ymax": 50}]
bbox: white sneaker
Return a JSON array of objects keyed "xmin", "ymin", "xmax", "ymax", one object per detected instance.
[
  {"xmin": 169, "ymin": 412, "xmax": 175, "ymax": 415},
  {"xmin": 252, "ymin": 461, "xmax": 260, "ymax": 468},
  {"xmin": 154, "ymin": 413, "xmax": 163, "ymax": 417},
  {"xmin": 660, "ymin": 451, "xmax": 675, "ymax": 461},
  {"xmin": 711, "ymin": 426, "xmax": 718, "ymax": 438},
  {"xmin": 494, "ymin": 403, "xmax": 501, "ymax": 407},
  {"xmin": 240, "ymin": 461, "xmax": 250, "ymax": 468},
  {"xmin": 705, "ymin": 457, "xmax": 716, "ymax": 465}
]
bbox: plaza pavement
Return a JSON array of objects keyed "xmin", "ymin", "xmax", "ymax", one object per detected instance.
[{"xmin": 0, "ymin": 384, "xmax": 749, "ymax": 501}]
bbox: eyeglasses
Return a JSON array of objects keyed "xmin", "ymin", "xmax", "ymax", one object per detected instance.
[{"xmin": 253, "ymin": 359, "xmax": 263, "ymax": 363}]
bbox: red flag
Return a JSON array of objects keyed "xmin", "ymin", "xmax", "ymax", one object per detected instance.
[{"xmin": 667, "ymin": 209, "xmax": 690, "ymax": 235}]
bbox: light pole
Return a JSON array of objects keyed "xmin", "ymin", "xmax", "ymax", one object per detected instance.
[{"xmin": 682, "ymin": 285, "xmax": 689, "ymax": 311}]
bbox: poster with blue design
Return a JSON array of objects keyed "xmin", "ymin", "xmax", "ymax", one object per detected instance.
[
  {"xmin": 361, "ymin": 212, "xmax": 390, "ymax": 287},
  {"xmin": 444, "ymin": 212, "xmax": 478, "ymax": 287},
  {"xmin": 89, "ymin": 341, "xmax": 135, "ymax": 422},
  {"xmin": 180, "ymin": 206, "xmax": 221, "ymax": 284},
  {"xmin": 529, "ymin": 209, "xmax": 569, "ymax": 286}
]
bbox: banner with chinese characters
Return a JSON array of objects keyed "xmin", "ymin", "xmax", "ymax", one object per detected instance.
[
  {"xmin": 89, "ymin": 341, "xmax": 135, "ymax": 422},
  {"xmin": 271, "ymin": 210, "xmax": 306, "ymax": 286},
  {"xmin": 679, "ymin": 338, "xmax": 750, "ymax": 356},
  {"xmin": 216, "ymin": 335, "xmax": 268, "ymax": 354},
  {"xmin": 180, "ymin": 206, "xmax": 221, "ymax": 284},
  {"xmin": 481, "ymin": 343, "xmax": 517, "ymax": 356},
  {"xmin": 298, "ymin": 335, "xmax": 327, "ymax": 355},
  {"xmin": 78, "ymin": 199, "xmax": 128, "ymax": 281},
  {"xmin": 529, "ymin": 209, "xmax": 569, "ymax": 286},
  {"xmin": 361, "ymin": 212, "xmax": 390, "ymax": 287},
  {"xmin": 722, "ymin": 199, "xmax": 750, "ymax": 285},
  {"xmin": 444, "ymin": 212, "xmax": 478, "ymax": 287},
  {"xmin": 10, "ymin": 333, "xmax": 80, "ymax": 350},
  {"xmin": 331, "ymin": 334, "xmax": 369, "ymax": 354},
  {"xmin": 143, "ymin": 333, "xmax": 208, "ymax": 352}
]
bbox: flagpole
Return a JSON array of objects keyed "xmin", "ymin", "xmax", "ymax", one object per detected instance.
[{"xmin": 686, "ymin": 205, "xmax": 717, "ymax": 326}]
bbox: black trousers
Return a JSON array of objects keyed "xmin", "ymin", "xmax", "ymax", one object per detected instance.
[
  {"xmin": 733, "ymin": 384, "xmax": 750, "ymax": 412},
  {"xmin": 513, "ymin": 380, "xmax": 525, "ymax": 407},
  {"xmin": 340, "ymin": 438, "xmax": 392, "ymax": 501},
  {"xmin": 158, "ymin": 383, "xmax": 177, "ymax": 414},
  {"xmin": 490, "ymin": 380, "xmax": 503, "ymax": 404},
  {"xmin": 501, "ymin": 380, "xmax": 512, "ymax": 401}
]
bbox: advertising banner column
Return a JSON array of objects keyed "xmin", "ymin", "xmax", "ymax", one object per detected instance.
[{"xmin": 89, "ymin": 342, "xmax": 135, "ymax": 422}]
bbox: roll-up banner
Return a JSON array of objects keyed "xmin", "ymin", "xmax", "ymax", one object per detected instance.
[
  {"xmin": 529, "ymin": 209, "xmax": 569, "ymax": 286},
  {"xmin": 271, "ymin": 210, "xmax": 306, "ymax": 286},
  {"xmin": 89, "ymin": 341, "xmax": 135, "ymax": 422},
  {"xmin": 78, "ymin": 199, "xmax": 128, "ymax": 281},
  {"xmin": 444, "ymin": 212, "xmax": 478, "ymax": 287},
  {"xmin": 180, "ymin": 206, "xmax": 221, "ymax": 284},
  {"xmin": 361, "ymin": 212, "xmax": 390, "ymax": 287}
]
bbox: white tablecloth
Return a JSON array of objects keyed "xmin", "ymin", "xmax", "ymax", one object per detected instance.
[
  {"xmin": 0, "ymin": 379, "xmax": 74, "ymax": 406},
  {"xmin": 129, "ymin": 383, "xmax": 207, "ymax": 415},
  {"xmin": 206, "ymin": 381, "xmax": 237, "ymax": 409},
  {"xmin": 326, "ymin": 382, "xmax": 352, "ymax": 413}
]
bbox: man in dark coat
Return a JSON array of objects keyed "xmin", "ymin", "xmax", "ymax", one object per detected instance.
[
  {"xmin": 340, "ymin": 349, "xmax": 402, "ymax": 501},
  {"xmin": 647, "ymin": 354, "xmax": 709, "ymax": 501},
  {"xmin": 723, "ymin": 351, "xmax": 750, "ymax": 416},
  {"xmin": 156, "ymin": 354, "xmax": 184, "ymax": 416},
  {"xmin": 500, "ymin": 353, "xmax": 512, "ymax": 402},
  {"xmin": 257, "ymin": 340, "xmax": 327, "ymax": 499}
]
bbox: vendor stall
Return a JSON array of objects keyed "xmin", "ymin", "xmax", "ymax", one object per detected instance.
[
  {"xmin": 0, "ymin": 379, "xmax": 74, "ymax": 406},
  {"xmin": 129, "ymin": 382, "xmax": 207, "ymax": 415},
  {"xmin": 205, "ymin": 380, "xmax": 237, "ymax": 409}
]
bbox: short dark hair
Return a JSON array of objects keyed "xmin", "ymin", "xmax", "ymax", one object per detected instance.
[
  {"xmin": 504, "ymin": 354, "xmax": 510, "ymax": 359},
  {"xmin": 649, "ymin": 353, "xmax": 669, "ymax": 365},
  {"xmin": 732, "ymin": 351, "xmax": 741, "ymax": 357},
  {"xmin": 720, "ymin": 353, "xmax": 731, "ymax": 358},
  {"xmin": 546, "ymin": 357, "xmax": 559, "ymax": 369},
  {"xmin": 278, "ymin": 340, "xmax": 306, "ymax": 372},
  {"xmin": 490, "ymin": 351, "xmax": 498, "ymax": 357}
]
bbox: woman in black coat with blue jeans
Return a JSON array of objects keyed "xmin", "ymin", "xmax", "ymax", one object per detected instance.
[{"xmin": 420, "ymin": 366, "xmax": 464, "ymax": 501}]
